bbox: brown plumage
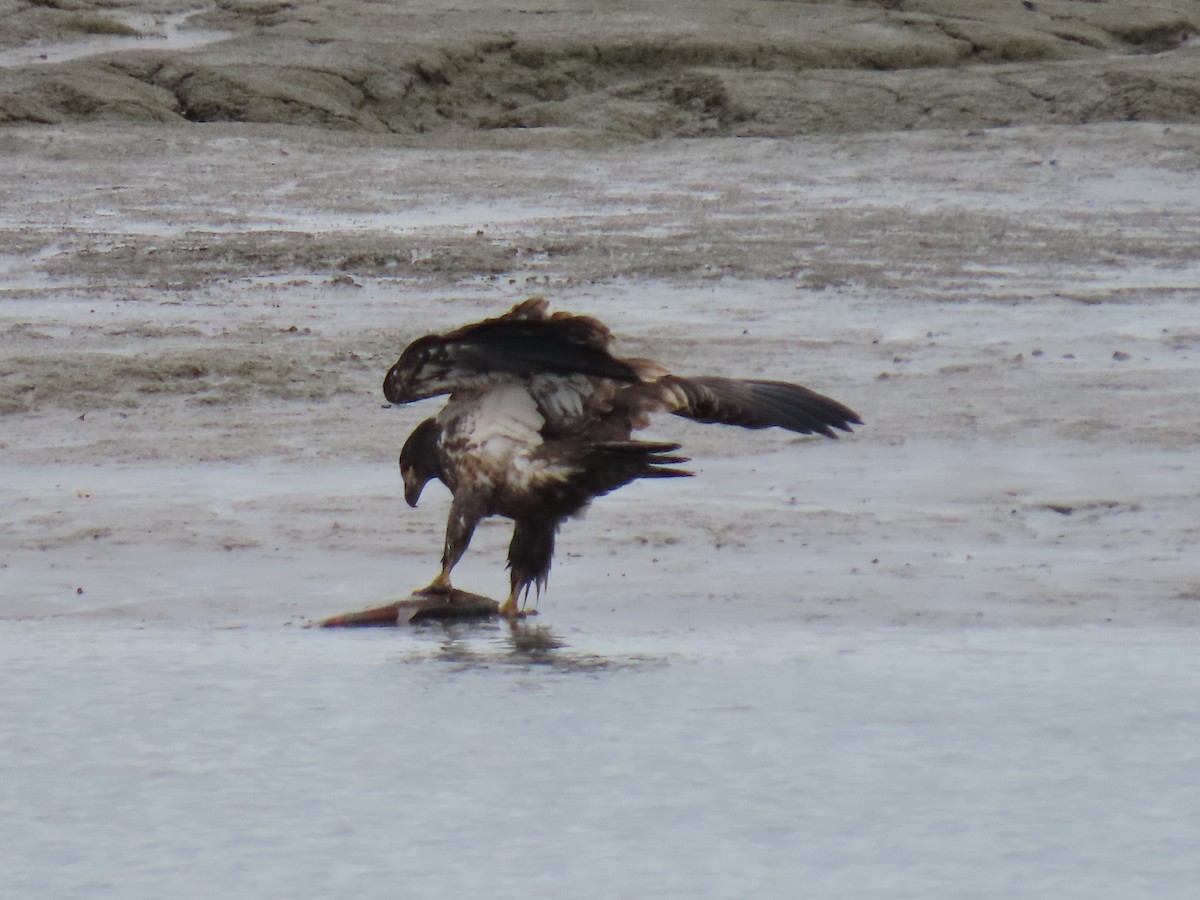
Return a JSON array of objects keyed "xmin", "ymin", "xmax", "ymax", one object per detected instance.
[{"xmin": 385, "ymin": 297, "xmax": 861, "ymax": 616}]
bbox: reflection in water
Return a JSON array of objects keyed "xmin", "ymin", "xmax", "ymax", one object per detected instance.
[{"xmin": 403, "ymin": 620, "xmax": 664, "ymax": 674}]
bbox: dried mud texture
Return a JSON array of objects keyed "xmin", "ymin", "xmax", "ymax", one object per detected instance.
[{"xmin": 2, "ymin": 1, "xmax": 1200, "ymax": 138}]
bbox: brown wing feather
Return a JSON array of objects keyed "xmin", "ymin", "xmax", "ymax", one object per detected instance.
[
  {"xmin": 384, "ymin": 298, "xmax": 638, "ymax": 403},
  {"xmin": 440, "ymin": 298, "xmax": 633, "ymax": 381},
  {"xmin": 645, "ymin": 375, "xmax": 861, "ymax": 439},
  {"xmin": 440, "ymin": 297, "xmax": 616, "ymax": 355}
]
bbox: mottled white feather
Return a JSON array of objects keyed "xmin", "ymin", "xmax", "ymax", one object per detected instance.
[
  {"xmin": 438, "ymin": 384, "xmax": 545, "ymax": 491},
  {"xmin": 529, "ymin": 373, "xmax": 594, "ymax": 431}
]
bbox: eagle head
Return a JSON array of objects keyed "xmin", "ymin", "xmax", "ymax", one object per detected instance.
[
  {"xmin": 398, "ymin": 417, "xmax": 443, "ymax": 507},
  {"xmin": 383, "ymin": 336, "xmax": 455, "ymax": 405}
]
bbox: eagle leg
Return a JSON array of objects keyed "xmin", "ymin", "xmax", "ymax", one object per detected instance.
[
  {"xmin": 497, "ymin": 591, "xmax": 539, "ymax": 619},
  {"xmin": 500, "ymin": 518, "xmax": 557, "ymax": 618},
  {"xmin": 422, "ymin": 499, "xmax": 484, "ymax": 596}
]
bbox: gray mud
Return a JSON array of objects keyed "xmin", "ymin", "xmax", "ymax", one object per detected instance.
[{"xmin": 2, "ymin": 1, "xmax": 1199, "ymax": 137}]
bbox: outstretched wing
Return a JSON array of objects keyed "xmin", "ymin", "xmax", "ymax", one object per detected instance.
[
  {"xmin": 384, "ymin": 297, "xmax": 639, "ymax": 404},
  {"xmin": 641, "ymin": 375, "xmax": 862, "ymax": 438},
  {"xmin": 386, "ymin": 297, "xmax": 862, "ymax": 438}
]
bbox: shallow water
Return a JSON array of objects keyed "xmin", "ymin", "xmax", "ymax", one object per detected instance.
[
  {"xmin": 0, "ymin": 11, "xmax": 230, "ymax": 69},
  {"xmin": 3, "ymin": 621, "xmax": 1197, "ymax": 899}
]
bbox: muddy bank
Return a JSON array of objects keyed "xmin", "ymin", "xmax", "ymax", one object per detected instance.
[{"xmin": 2, "ymin": 0, "xmax": 1199, "ymax": 137}]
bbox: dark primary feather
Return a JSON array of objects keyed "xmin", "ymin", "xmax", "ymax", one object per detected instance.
[
  {"xmin": 384, "ymin": 312, "xmax": 639, "ymax": 404},
  {"xmin": 659, "ymin": 376, "xmax": 861, "ymax": 438},
  {"xmin": 450, "ymin": 327, "xmax": 640, "ymax": 383},
  {"xmin": 421, "ymin": 295, "xmax": 637, "ymax": 383}
]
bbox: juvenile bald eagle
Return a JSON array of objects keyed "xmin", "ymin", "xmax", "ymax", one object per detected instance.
[{"xmin": 385, "ymin": 298, "xmax": 860, "ymax": 617}]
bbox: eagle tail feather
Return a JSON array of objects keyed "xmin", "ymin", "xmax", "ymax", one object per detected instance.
[{"xmin": 580, "ymin": 440, "xmax": 693, "ymax": 496}]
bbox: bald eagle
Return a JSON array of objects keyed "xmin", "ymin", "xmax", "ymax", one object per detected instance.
[{"xmin": 385, "ymin": 298, "xmax": 860, "ymax": 617}]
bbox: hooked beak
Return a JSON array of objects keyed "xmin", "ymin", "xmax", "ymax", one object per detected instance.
[
  {"xmin": 383, "ymin": 364, "xmax": 410, "ymax": 405},
  {"xmin": 402, "ymin": 469, "xmax": 427, "ymax": 507}
]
